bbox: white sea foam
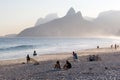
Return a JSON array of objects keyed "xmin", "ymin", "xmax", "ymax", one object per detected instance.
[{"xmin": 0, "ymin": 38, "xmax": 120, "ymax": 60}]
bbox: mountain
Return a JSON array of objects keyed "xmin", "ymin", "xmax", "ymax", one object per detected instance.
[
  {"xmin": 35, "ymin": 13, "xmax": 58, "ymax": 26},
  {"xmin": 17, "ymin": 8, "xmax": 120, "ymax": 37},
  {"xmin": 65, "ymin": 7, "xmax": 76, "ymax": 16},
  {"xmin": 94, "ymin": 10, "xmax": 120, "ymax": 36},
  {"xmin": 5, "ymin": 34, "xmax": 17, "ymax": 37}
]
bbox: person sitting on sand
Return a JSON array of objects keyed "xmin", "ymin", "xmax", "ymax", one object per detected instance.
[
  {"xmin": 73, "ymin": 51, "xmax": 78, "ymax": 61},
  {"xmin": 54, "ymin": 61, "xmax": 61, "ymax": 70},
  {"xmin": 97, "ymin": 46, "xmax": 99, "ymax": 49},
  {"xmin": 63, "ymin": 60, "xmax": 72, "ymax": 70},
  {"xmin": 88, "ymin": 55, "xmax": 93, "ymax": 61},
  {"xmin": 26, "ymin": 54, "xmax": 30, "ymax": 63},
  {"xmin": 33, "ymin": 50, "xmax": 37, "ymax": 56},
  {"xmin": 88, "ymin": 55, "xmax": 101, "ymax": 61}
]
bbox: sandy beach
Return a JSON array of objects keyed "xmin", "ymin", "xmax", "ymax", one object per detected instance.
[{"xmin": 0, "ymin": 47, "xmax": 120, "ymax": 80}]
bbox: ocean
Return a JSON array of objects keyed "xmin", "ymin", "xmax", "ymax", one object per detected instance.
[{"xmin": 0, "ymin": 37, "xmax": 120, "ymax": 60}]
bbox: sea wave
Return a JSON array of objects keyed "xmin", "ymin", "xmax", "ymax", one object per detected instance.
[{"xmin": 0, "ymin": 45, "xmax": 34, "ymax": 51}]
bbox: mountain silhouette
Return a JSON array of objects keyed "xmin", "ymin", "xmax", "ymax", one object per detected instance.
[
  {"xmin": 17, "ymin": 8, "xmax": 120, "ymax": 37},
  {"xmin": 66, "ymin": 7, "xmax": 76, "ymax": 16}
]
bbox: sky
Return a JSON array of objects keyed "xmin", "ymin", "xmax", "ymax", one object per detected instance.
[{"xmin": 0, "ymin": 0, "xmax": 120, "ymax": 36}]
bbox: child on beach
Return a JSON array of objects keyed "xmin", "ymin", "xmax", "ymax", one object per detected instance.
[
  {"xmin": 54, "ymin": 61, "xmax": 61, "ymax": 70},
  {"xmin": 63, "ymin": 60, "xmax": 72, "ymax": 70}
]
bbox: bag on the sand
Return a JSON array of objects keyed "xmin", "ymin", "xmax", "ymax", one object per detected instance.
[{"xmin": 30, "ymin": 58, "xmax": 39, "ymax": 65}]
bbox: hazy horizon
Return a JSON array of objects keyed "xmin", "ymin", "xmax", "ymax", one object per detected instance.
[{"xmin": 0, "ymin": 0, "xmax": 120, "ymax": 36}]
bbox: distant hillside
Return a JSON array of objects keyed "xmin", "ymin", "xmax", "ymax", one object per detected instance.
[
  {"xmin": 94, "ymin": 10, "xmax": 120, "ymax": 36},
  {"xmin": 5, "ymin": 34, "xmax": 17, "ymax": 37},
  {"xmin": 35, "ymin": 13, "xmax": 58, "ymax": 26},
  {"xmin": 83, "ymin": 16, "xmax": 94, "ymax": 21},
  {"xmin": 17, "ymin": 8, "xmax": 120, "ymax": 37}
]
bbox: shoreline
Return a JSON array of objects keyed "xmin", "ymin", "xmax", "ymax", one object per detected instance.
[{"xmin": 0, "ymin": 47, "xmax": 119, "ymax": 66}]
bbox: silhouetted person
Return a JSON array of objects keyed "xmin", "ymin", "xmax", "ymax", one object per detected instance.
[
  {"xmin": 97, "ymin": 46, "xmax": 99, "ymax": 49},
  {"xmin": 54, "ymin": 61, "xmax": 61, "ymax": 70},
  {"xmin": 63, "ymin": 60, "xmax": 72, "ymax": 70},
  {"xmin": 26, "ymin": 54, "xmax": 30, "ymax": 63},
  {"xmin": 115, "ymin": 44, "xmax": 117, "ymax": 49},
  {"xmin": 33, "ymin": 50, "xmax": 37, "ymax": 56}
]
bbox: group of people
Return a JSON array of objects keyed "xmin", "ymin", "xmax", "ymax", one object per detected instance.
[
  {"xmin": 26, "ymin": 50, "xmax": 37, "ymax": 63},
  {"xmin": 111, "ymin": 44, "xmax": 119, "ymax": 49},
  {"xmin": 98, "ymin": 44, "xmax": 119, "ymax": 50},
  {"xmin": 54, "ymin": 51, "xmax": 78, "ymax": 70},
  {"xmin": 88, "ymin": 55, "xmax": 101, "ymax": 61},
  {"xmin": 54, "ymin": 60, "xmax": 72, "ymax": 70},
  {"xmin": 26, "ymin": 51, "xmax": 78, "ymax": 70}
]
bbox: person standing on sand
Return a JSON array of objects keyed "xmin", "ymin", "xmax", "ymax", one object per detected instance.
[
  {"xmin": 115, "ymin": 44, "xmax": 117, "ymax": 49},
  {"xmin": 26, "ymin": 54, "xmax": 30, "ymax": 63}
]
